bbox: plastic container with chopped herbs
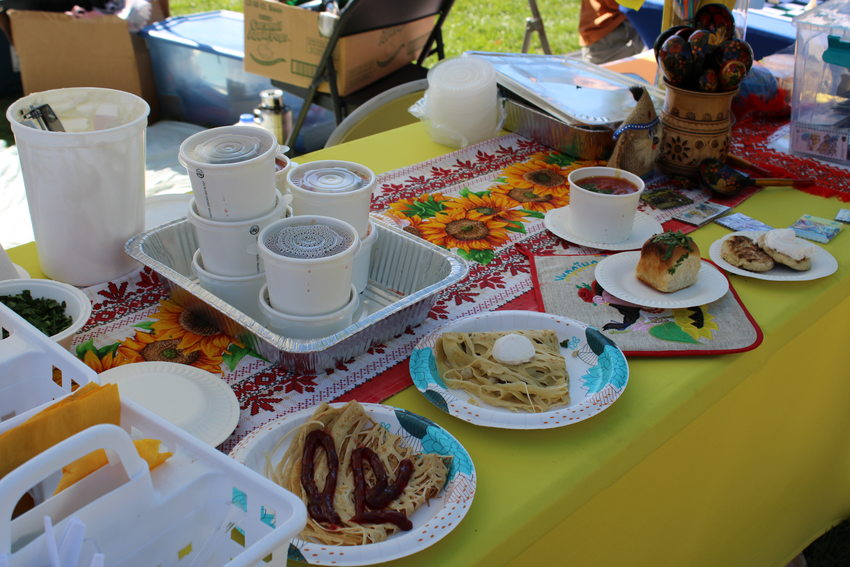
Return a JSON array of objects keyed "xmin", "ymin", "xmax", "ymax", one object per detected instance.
[
  {"xmin": 0, "ymin": 278, "xmax": 91, "ymax": 349},
  {"xmin": 0, "ymin": 289, "xmax": 72, "ymax": 336},
  {"xmin": 635, "ymin": 231, "xmax": 702, "ymax": 293}
]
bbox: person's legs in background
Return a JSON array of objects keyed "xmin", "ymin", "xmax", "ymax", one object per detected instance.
[{"xmin": 581, "ymin": 18, "xmax": 646, "ymax": 65}]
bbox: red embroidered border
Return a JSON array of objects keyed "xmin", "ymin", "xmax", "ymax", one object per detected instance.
[{"xmin": 730, "ymin": 117, "xmax": 850, "ymax": 202}]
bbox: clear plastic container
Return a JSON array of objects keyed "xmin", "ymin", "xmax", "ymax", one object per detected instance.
[{"xmin": 790, "ymin": 0, "xmax": 850, "ymax": 164}]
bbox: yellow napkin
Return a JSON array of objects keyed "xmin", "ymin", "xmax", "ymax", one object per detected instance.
[
  {"xmin": 54, "ymin": 438, "xmax": 173, "ymax": 494},
  {"xmin": 0, "ymin": 382, "xmax": 121, "ymax": 480}
]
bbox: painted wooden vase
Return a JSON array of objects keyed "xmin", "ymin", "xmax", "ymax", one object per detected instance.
[{"xmin": 657, "ymin": 80, "xmax": 738, "ymax": 177}]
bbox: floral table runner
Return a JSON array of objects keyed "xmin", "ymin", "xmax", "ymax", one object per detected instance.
[{"xmin": 71, "ymin": 132, "xmax": 772, "ymax": 451}]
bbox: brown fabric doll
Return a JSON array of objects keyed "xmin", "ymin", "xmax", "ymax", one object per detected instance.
[{"xmin": 607, "ymin": 86, "xmax": 660, "ymax": 177}]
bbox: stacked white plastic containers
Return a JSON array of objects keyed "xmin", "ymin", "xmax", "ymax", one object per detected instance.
[
  {"xmin": 424, "ymin": 56, "xmax": 501, "ymax": 148},
  {"xmin": 180, "ymin": 125, "xmax": 289, "ymax": 321},
  {"xmin": 256, "ymin": 161, "xmax": 378, "ymax": 339}
]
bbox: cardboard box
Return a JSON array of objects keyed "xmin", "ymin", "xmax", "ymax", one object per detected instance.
[
  {"xmin": 244, "ymin": 0, "xmax": 435, "ymax": 96},
  {"xmin": 1, "ymin": 3, "xmax": 168, "ymax": 119}
]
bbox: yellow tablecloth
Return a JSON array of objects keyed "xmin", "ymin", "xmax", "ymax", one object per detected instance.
[{"xmin": 9, "ymin": 123, "xmax": 850, "ymax": 566}]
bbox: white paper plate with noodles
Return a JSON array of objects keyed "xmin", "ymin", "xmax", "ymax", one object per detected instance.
[
  {"xmin": 229, "ymin": 402, "xmax": 476, "ymax": 566},
  {"xmin": 410, "ymin": 310, "xmax": 629, "ymax": 429}
]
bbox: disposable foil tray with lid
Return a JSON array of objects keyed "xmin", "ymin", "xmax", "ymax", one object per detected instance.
[
  {"xmin": 466, "ymin": 51, "xmax": 664, "ymax": 159},
  {"xmin": 466, "ymin": 51, "xmax": 664, "ymax": 127},
  {"xmin": 125, "ymin": 216, "xmax": 468, "ymax": 372}
]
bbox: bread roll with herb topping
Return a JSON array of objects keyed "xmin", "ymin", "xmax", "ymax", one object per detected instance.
[{"xmin": 635, "ymin": 232, "xmax": 701, "ymax": 292}]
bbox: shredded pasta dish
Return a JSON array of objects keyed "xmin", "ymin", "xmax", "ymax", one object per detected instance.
[
  {"xmin": 266, "ymin": 401, "xmax": 451, "ymax": 546},
  {"xmin": 434, "ymin": 329, "xmax": 570, "ymax": 412}
]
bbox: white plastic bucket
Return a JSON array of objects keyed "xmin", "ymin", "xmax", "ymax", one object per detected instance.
[
  {"xmin": 7, "ymin": 88, "xmax": 150, "ymax": 286},
  {"xmin": 187, "ymin": 189, "xmax": 290, "ymax": 277},
  {"xmin": 178, "ymin": 125, "xmax": 278, "ymax": 221},
  {"xmin": 286, "ymin": 160, "xmax": 375, "ymax": 239},
  {"xmin": 258, "ymin": 215, "xmax": 360, "ymax": 316}
]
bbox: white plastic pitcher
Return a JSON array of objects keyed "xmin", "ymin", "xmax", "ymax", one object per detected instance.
[{"xmin": 6, "ymin": 88, "xmax": 150, "ymax": 286}]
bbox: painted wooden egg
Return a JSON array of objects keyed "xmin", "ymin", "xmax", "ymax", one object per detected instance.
[
  {"xmin": 658, "ymin": 35, "xmax": 694, "ymax": 87},
  {"xmin": 719, "ymin": 59, "xmax": 747, "ymax": 91},
  {"xmin": 675, "ymin": 26, "xmax": 696, "ymax": 40},
  {"xmin": 688, "ymin": 29, "xmax": 714, "ymax": 70},
  {"xmin": 694, "ymin": 3, "xmax": 735, "ymax": 46},
  {"xmin": 697, "ymin": 67, "xmax": 719, "ymax": 92},
  {"xmin": 719, "ymin": 38, "xmax": 754, "ymax": 71},
  {"xmin": 654, "ymin": 25, "xmax": 690, "ymax": 59}
]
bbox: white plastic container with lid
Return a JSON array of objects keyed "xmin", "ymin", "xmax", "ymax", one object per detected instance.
[{"xmin": 790, "ymin": 1, "xmax": 850, "ymax": 164}]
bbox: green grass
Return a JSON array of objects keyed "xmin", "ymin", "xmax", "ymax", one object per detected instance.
[{"xmin": 166, "ymin": 0, "xmax": 583, "ymax": 57}]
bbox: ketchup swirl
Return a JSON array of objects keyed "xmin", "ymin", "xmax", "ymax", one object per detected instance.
[
  {"xmin": 301, "ymin": 430, "xmax": 342, "ymax": 526},
  {"xmin": 350, "ymin": 446, "xmax": 414, "ymax": 531}
]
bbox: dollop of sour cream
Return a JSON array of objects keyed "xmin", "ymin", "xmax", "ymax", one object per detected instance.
[
  {"xmin": 763, "ymin": 228, "xmax": 814, "ymax": 261},
  {"xmin": 492, "ymin": 333, "xmax": 536, "ymax": 365}
]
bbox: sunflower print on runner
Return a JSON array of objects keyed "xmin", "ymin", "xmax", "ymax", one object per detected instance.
[
  {"xmin": 116, "ymin": 329, "xmax": 226, "ymax": 374},
  {"xmin": 149, "ymin": 300, "xmax": 236, "ymax": 359},
  {"xmin": 500, "ymin": 159, "xmax": 573, "ymax": 193},
  {"xmin": 77, "ymin": 299, "xmax": 259, "ymax": 375},
  {"xmin": 419, "ymin": 208, "xmax": 511, "ymax": 253},
  {"xmin": 380, "ymin": 151, "xmax": 595, "ymax": 264},
  {"xmin": 386, "ymin": 193, "xmax": 451, "ymax": 220},
  {"xmin": 441, "ymin": 192, "xmax": 531, "ymax": 224}
]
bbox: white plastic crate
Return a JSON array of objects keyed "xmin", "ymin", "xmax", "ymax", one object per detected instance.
[
  {"xmin": 0, "ymin": 303, "xmax": 307, "ymax": 566},
  {"xmin": 0, "ymin": 302, "xmax": 94, "ymax": 424}
]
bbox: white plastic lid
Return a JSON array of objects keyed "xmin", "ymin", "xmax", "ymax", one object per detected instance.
[
  {"xmin": 427, "ymin": 56, "xmax": 497, "ymax": 98},
  {"xmin": 264, "ymin": 224, "xmax": 352, "ymax": 258},
  {"xmin": 298, "ymin": 167, "xmax": 366, "ymax": 193},
  {"xmin": 193, "ymin": 133, "xmax": 261, "ymax": 164}
]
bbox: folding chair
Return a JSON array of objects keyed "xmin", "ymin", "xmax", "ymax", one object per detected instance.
[
  {"xmin": 522, "ymin": 0, "xmax": 551, "ymax": 54},
  {"xmin": 323, "ymin": 78, "xmax": 428, "ymax": 147},
  {"xmin": 272, "ymin": 0, "xmax": 455, "ymax": 153}
]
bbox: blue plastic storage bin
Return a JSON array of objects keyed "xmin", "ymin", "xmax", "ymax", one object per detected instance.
[{"xmin": 139, "ymin": 10, "xmax": 335, "ymax": 152}]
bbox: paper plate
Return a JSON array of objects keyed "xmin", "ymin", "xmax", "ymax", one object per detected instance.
[
  {"xmin": 409, "ymin": 310, "xmax": 629, "ymax": 429},
  {"xmin": 99, "ymin": 361, "xmax": 239, "ymax": 447},
  {"xmin": 708, "ymin": 230, "xmax": 839, "ymax": 281},
  {"xmin": 145, "ymin": 193, "xmax": 192, "ymax": 230},
  {"xmin": 229, "ymin": 402, "xmax": 476, "ymax": 566},
  {"xmin": 544, "ymin": 206, "xmax": 663, "ymax": 251},
  {"xmin": 594, "ymin": 251, "xmax": 729, "ymax": 309}
]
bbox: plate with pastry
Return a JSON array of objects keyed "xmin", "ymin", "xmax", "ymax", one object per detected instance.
[
  {"xmin": 409, "ymin": 310, "xmax": 629, "ymax": 430},
  {"xmin": 594, "ymin": 232, "xmax": 729, "ymax": 309},
  {"xmin": 229, "ymin": 400, "xmax": 475, "ymax": 566},
  {"xmin": 708, "ymin": 229, "xmax": 838, "ymax": 281}
]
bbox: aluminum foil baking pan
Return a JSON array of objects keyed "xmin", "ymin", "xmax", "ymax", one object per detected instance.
[
  {"xmin": 125, "ymin": 216, "xmax": 468, "ymax": 372},
  {"xmin": 466, "ymin": 51, "xmax": 664, "ymax": 127},
  {"xmin": 503, "ymin": 97, "xmax": 616, "ymax": 161}
]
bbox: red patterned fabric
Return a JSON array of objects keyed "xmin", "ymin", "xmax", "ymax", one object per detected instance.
[{"xmin": 729, "ymin": 117, "xmax": 850, "ymax": 202}]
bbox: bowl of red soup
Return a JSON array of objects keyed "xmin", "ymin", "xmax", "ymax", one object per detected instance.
[{"xmin": 566, "ymin": 166, "xmax": 645, "ymax": 244}]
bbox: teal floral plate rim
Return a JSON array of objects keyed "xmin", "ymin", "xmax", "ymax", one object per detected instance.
[
  {"xmin": 409, "ymin": 310, "xmax": 629, "ymax": 430},
  {"xmin": 229, "ymin": 402, "xmax": 476, "ymax": 566}
]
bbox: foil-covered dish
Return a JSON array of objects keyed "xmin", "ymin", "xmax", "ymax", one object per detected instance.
[
  {"xmin": 467, "ymin": 51, "xmax": 664, "ymax": 127},
  {"xmin": 125, "ymin": 216, "xmax": 468, "ymax": 372},
  {"xmin": 469, "ymin": 51, "xmax": 665, "ymax": 160},
  {"xmin": 503, "ymin": 97, "xmax": 616, "ymax": 161}
]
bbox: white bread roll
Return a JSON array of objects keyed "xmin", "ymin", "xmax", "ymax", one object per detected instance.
[{"xmin": 635, "ymin": 232, "xmax": 701, "ymax": 292}]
